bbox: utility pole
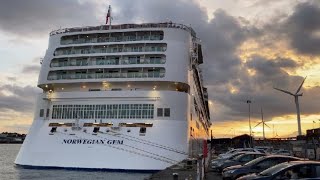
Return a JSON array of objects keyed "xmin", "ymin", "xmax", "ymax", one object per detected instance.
[
  {"xmin": 247, "ymin": 100, "xmax": 253, "ymax": 147},
  {"xmin": 261, "ymin": 108, "xmax": 265, "ymax": 140}
]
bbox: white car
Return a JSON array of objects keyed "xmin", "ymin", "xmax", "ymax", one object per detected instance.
[{"xmin": 218, "ymin": 148, "xmax": 261, "ymax": 159}]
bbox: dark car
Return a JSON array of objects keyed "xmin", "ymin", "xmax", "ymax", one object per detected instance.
[
  {"xmin": 221, "ymin": 155, "xmax": 301, "ymax": 180},
  {"xmin": 216, "ymin": 152, "xmax": 265, "ymax": 172},
  {"xmin": 212, "ymin": 152, "xmax": 247, "ymax": 169},
  {"xmin": 237, "ymin": 161, "xmax": 320, "ymax": 180}
]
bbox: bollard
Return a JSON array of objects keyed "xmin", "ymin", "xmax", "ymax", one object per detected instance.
[{"xmin": 172, "ymin": 172, "xmax": 179, "ymax": 180}]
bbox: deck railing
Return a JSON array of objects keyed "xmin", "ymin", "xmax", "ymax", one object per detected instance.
[
  {"xmin": 50, "ymin": 58, "xmax": 165, "ymax": 67},
  {"xmin": 50, "ymin": 22, "xmax": 196, "ymax": 37}
]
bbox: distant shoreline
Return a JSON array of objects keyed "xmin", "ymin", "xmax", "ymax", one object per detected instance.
[{"xmin": 0, "ymin": 132, "xmax": 26, "ymax": 144}]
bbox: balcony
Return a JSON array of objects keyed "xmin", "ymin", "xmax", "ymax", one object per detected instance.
[
  {"xmin": 48, "ymin": 72, "xmax": 164, "ymax": 81},
  {"xmin": 53, "ymin": 44, "xmax": 167, "ymax": 57},
  {"xmin": 61, "ymin": 33, "xmax": 163, "ymax": 45},
  {"xmin": 47, "ymin": 67, "xmax": 165, "ymax": 81}
]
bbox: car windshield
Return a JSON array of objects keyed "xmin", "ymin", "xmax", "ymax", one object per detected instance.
[
  {"xmin": 230, "ymin": 153, "xmax": 244, "ymax": 160},
  {"xmin": 225, "ymin": 149, "xmax": 237, "ymax": 154},
  {"xmin": 257, "ymin": 149, "xmax": 265, "ymax": 153},
  {"xmin": 259, "ymin": 163, "xmax": 291, "ymax": 176},
  {"xmin": 244, "ymin": 156, "xmax": 266, "ymax": 166},
  {"xmin": 233, "ymin": 154, "xmax": 248, "ymax": 161}
]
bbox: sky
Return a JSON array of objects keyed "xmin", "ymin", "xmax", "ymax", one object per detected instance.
[{"xmin": 0, "ymin": 0, "xmax": 320, "ymax": 138}]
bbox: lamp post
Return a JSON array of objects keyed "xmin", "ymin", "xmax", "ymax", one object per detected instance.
[
  {"xmin": 247, "ymin": 100, "xmax": 253, "ymax": 147},
  {"xmin": 313, "ymin": 121, "xmax": 315, "ymax": 129}
]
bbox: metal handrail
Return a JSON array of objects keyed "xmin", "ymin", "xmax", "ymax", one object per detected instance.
[{"xmin": 50, "ymin": 22, "xmax": 196, "ymax": 37}]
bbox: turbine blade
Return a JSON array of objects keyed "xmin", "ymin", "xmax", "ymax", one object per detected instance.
[
  {"xmin": 274, "ymin": 87, "xmax": 294, "ymax": 96},
  {"xmin": 255, "ymin": 122, "xmax": 262, "ymax": 127},
  {"xmin": 295, "ymin": 76, "xmax": 307, "ymax": 94},
  {"xmin": 264, "ymin": 123, "xmax": 270, "ymax": 128}
]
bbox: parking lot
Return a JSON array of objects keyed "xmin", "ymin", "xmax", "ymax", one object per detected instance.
[{"xmin": 209, "ymin": 147, "xmax": 320, "ymax": 180}]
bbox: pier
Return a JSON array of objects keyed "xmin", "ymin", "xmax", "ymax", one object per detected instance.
[{"xmin": 148, "ymin": 154, "xmax": 221, "ymax": 180}]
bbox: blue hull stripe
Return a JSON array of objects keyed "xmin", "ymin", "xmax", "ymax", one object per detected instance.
[{"xmin": 15, "ymin": 164, "xmax": 160, "ymax": 173}]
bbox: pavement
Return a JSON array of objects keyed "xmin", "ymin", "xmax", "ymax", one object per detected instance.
[
  {"xmin": 206, "ymin": 167, "xmax": 223, "ymax": 180},
  {"xmin": 148, "ymin": 159, "xmax": 223, "ymax": 180}
]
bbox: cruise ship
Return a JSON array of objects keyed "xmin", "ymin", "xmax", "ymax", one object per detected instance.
[{"xmin": 15, "ymin": 22, "xmax": 211, "ymax": 171}]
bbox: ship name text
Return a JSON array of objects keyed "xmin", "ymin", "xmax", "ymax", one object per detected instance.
[{"xmin": 62, "ymin": 139, "xmax": 123, "ymax": 145}]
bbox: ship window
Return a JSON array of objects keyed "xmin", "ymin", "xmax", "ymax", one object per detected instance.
[
  {"xmin": 51, "ymin": 104, "xmax": 154, "ymax": 120},
  {"xmin": 157, "ymin": 108, "xmax": 163, "ymax": 117},
  {"xmin": 39, "ymin": 109, "xmax": 44, "ymax": 117},
  {"xmin": 164, "ymin": 108, "xmax": 170, "ymax": 117},
  {"xmin": 46, "ymin": 109, "xmax": 50, "ymax": 117}
]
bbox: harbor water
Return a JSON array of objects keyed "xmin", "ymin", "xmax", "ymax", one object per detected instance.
[{"xmin": 0, "ymin": 144, "xmax": 150, "ymax": 180}]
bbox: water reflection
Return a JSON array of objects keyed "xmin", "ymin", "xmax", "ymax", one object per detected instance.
[{"xmin": 0, "ymin": 145, "xmax": 150, "ymax": 180}]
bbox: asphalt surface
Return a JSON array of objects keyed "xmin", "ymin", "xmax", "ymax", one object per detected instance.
[{"xmin": 206, "ymin": 167, "xmax": 223, "ymax": 180}]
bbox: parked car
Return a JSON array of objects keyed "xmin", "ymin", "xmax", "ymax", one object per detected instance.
[
  {"xmin": 254, "ymin": 146, "xmax": 272, "ymax": 153},
  {"xmin": 272, "ymin": 149, "xmax": 292, "ymax": 156},
  {"xmin": 215, "ymin": 152, "xmax": 265, "ymax": 172},
  {"xmin": 212, "ymin": 152, "xmax": 247, "ymax": 169},
  {"xmin": 218, "ymin": 148, "xmax": 262, "ymax": 159},
  {"xmin": 221, "ymin": 155, "xmax": 301, "ymax": 180},
  {"xmin": 237, "ymin": 161, "xmax": 320, "ymax": 180}
]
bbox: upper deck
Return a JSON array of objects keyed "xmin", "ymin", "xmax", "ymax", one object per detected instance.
[{"xmin": 50, "ymin": 22, "xmax": 196, "ymax": 37}]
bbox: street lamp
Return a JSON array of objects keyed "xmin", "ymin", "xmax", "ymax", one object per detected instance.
[{"xmin": 247, "ymin": 100, "xmax": 253, "ymax": 147}]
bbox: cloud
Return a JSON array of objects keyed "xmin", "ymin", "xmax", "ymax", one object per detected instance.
[
  {"xmin": 201, "ymin": 9, "xmax": 258, "ymax": 85},
  {"xmin": 1, "ymin": 0, "xmax": 320, "ymax": 136},
  {"xmin": 0, "ymin": 0, "xmax": 99, "ymax": 37},
  {"xmin": 202, "ymin": 1, "xmax": 320, "ymax": 124},
  {"xmin": 0, "ymin": 84, "xmax": 40, "ymax": 113},
  {"xmin": 259, "ymin": 1, "xmax": 320, "ymax": 56},
  {"xmin": 6, "ymin": 77, "xmax": 16, "ymax": 81},
  {"xmin": 21, "ymin": 65, "xmax": 40, "ymax": 74},
  {"xmin": 246, "ymin": 56, "xmax": 298, "ymax": 78},
  {"xmin": 285, "ymin": 2, "xmax": 320, "ymax": 55}
]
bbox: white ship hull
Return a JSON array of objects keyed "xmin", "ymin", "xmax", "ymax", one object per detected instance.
[
  {"xmin": 15, "ymin": 22, "xmax": 211, "ymax": 171},
  {"xmin": 15, "ymin": 118, "xmax": 188, "ymax": 171}
]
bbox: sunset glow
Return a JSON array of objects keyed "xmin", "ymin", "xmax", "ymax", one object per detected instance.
[{"xmin": 1, "ymin": 0, "xmax": 320, "ymax": 140}]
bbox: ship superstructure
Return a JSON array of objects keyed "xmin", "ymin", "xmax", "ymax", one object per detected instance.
[{"xmin": 15, "ymin": 22, "xmax": 211, "ymax": 171}]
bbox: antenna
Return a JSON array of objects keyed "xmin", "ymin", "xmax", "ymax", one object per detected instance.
[
  {"xmin": 254, "ymin": 107, "xmax": 270, "ymax": 140},
  {"xmin": 106, "ymin": 5, "xmax": 112, "ymax": 29},
  {"xmin": 273, "ymin": 76, "xmax": 307, "ymax": 136}
]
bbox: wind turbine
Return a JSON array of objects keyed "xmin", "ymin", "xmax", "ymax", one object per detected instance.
[
  {"xmin": 272, "ymin": 124, "xmax": 280, "ymax": 138},
  {"xmin": 274, "ymin": 77, "xmax": 307, "ymax": 136},
  {"xmin": 254, "ymin": 107, "xmax": 270, "ymax": 140}
]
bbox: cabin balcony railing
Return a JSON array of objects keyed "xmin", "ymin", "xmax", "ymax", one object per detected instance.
[
  {"xmin": 54, "ymin": 47, "xmax": 166, "ymax": 56},
  {"xmin": 60, "ymin": 35, "xmax": 162, "ymax": 45},
  {"xmin": 50, "ymin": 58, "xmax": 165, "ymax": 67},
  {"xmin": 47, "ymin": 72, "xmax": 165, "ymax": 80}
]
